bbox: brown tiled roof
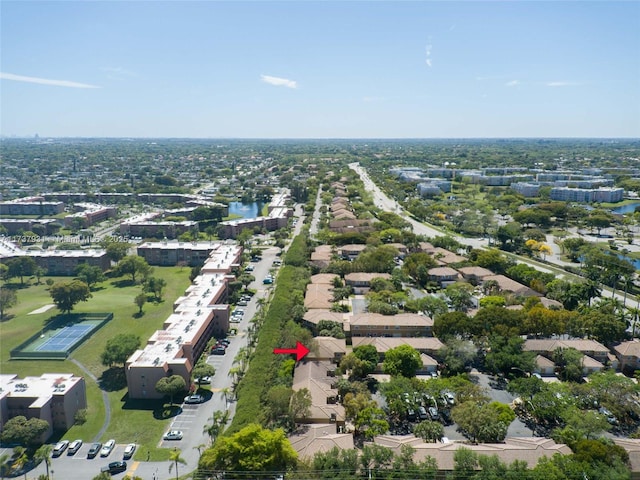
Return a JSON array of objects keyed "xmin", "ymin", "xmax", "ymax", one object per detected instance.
[
  {"xmin": 483, "ymin": 275, "xmax": 541, "ymax": 297},
  {"xmin": 352, "ymin": 336, "xmax": 443, "ymax": 353},
  {"xmin": 427, "ymin": 267, "xmax": 459, "ymax": 277},
  {"xmin": 308, "ymin": 336, "xmax": 347, "ymax": 361},
  {"xmin": 303, "ymin": 309, "xmax": 346, "ymax": 325},
  {"xmin": 288, "ymin": 424, "xmax": 354, "ymax": 459},
  {"xmin": 340, "ymin": 244, "xmax": 367, "ymax": 253},
  {"xmin": 524, "ymin": 339, "xmax": 609, "ymax": 355},
  {"xmin": 344, "ymin": 272, "xmax": 392, "ymax": 283},
  {"xmin": 613, "ymin": 438, "xmax": 640, "ymax": 473},
  {"xmin": 350, "ymin": 312, "xmax": 433, "ymax": 327},
  {"xmin": 432, "ymin": 248, "xmax": 467, "ymax": 264},
  {"xmin": 293, "ymin": 361, "xmax": 345, "ymax": 423},
  {"xmin": 457, "ymin": 266, "xmax": 495, "ymax": 279},
  {"xmin": 304, "ymin": 284, "xmax": 334, "ymax": 309},
  {"xmin": 333, "ymin": 209, "xmax": 356, "ymax": 220},
  {"xmin": 311, "ymin": 273, "xmax": 340, "ymax": 285},
  {"xmin": 613, "ymin": 339, "xmax": 640, "ymax": 358},
  {"xmin": 373, "ymin": 436, "xmax": 571, "ymax": 470},
  {"xmin": 535, "ymin": 354, "xmax": 555, "ymax": 368}
]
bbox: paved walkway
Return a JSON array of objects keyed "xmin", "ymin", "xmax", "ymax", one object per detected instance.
[{"xmin": 70, "ymin": 358, "xmax": 111, "ymax": 442}]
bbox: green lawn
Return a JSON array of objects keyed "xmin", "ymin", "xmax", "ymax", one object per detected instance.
[{"xmin": 0, "ymin": 265, "xmax": 192, "ymax": 459}]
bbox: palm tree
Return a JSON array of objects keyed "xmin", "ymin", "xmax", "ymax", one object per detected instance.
[
  {"xmin": 203, "ymin": 410, "xmax": 229, "ymax": 443},
  {"xmin": 220, "ymin": 386, "xmax": 232, "ymax": 404},
  {"xmin": 34, "ymin": 445, "xmax": 53, "ymax": 479},
  {"xmin": 168, "ymin": 448, "xmax": 186, "ymax": 480},
  {"xmin": 11, "ymin": 447, "xmax": 28, "ymax": 480},
  {"xmin": 0, "ymin": 453, "xmax": 10, "ymax": 480}
]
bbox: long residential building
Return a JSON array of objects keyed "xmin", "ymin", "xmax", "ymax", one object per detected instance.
[
  {"xmin": 137, "ymin": 240, "xmax": 223, "ymax": 266},
  {"xmin": 125, "ymin": 243, "xmax": 242, "ymax": 399},
  {"xmin": 550, "ymin": 186, "xmax": 624, "ymax": 203}
]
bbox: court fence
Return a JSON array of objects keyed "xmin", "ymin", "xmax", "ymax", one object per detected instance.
[{"xmin": 10, "ymin": 312, "xmax": 114, "ymax": 360}]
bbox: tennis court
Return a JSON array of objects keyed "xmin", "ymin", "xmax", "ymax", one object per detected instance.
[
  {"xmin": 11, "ymin": 313, "xmax": 113, "ymax": 360},
  {"xmin": 35, "ymin": 324, "xmax": 96, "ymax": 352}
]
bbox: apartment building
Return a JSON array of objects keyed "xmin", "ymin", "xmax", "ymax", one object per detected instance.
[
  {"xmin": 125, "ymin": 244, "xmax": 241, "ymax": 399},
  {"xmin": 550, "ymin": 187, "xmax": 624, "ymax": 203},
  {"xmin": 64, "ymin": 203, "xmax": 117, "ymax": 228},
  {"xmin": 0, "ymin": 373, "xmax": 87, "ymax": 441},
  {"xmin": 137, "ymin": 241, "xmax": 223, "ymax": 266},
  {"xmin": 121, "ymin": 220, "xmax": 199, "ymax": 239},
  {"xmin": 0, "ymin": 197, "xmax": 64, "ymax": 215}
]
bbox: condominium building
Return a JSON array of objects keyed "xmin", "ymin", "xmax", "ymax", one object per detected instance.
[
  {"xmin": 549, "ymin": 187, "xmax": 624, "ymax": 203},
  {"xmin": 63, "ymin": 203, "xmax": 117, "ymax": 228},
  {"xmin": 137, "ymin": 241, "xmax": 229, "ymax": 266},
  {"xmin": 125, "ymin": 244, "xmax": 242, "ymax": 399},
  {"xmin": 120, "ymin": 220, "xmax": 199, "ymax": 239},
  {"xmin": 0, "ymin": 197, "xmax": 64, "ymax": 215},
  {"xmin": 0, "ymin": 373, "xmax": 87, "ymax": 441}
]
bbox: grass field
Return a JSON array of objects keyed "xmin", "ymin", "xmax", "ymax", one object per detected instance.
[{"xmin": 0, "ymin": 265, "xmax": 192, "ymax": 460}]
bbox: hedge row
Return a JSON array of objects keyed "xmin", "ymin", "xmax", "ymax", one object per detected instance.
[{"xmin": 227, "ymin": 259, "xmax": 310, "ymax": 434}]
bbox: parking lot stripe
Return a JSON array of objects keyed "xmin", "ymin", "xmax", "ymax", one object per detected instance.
[{"xmin": 127, "ymin": 461, "xmax": 139, "ymax": 476}]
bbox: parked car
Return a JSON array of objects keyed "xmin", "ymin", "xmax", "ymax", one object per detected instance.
[
  {"xmin": 123, "ymin": 443, "xmax": 136, "ymax": 460},
  {"xmin": 163, "ymin": 430, "xmax": 183, "ymax": 441},
  {"xmin": 237, "ymin": 299, "xmax": 248, "ymax": 306},
  {"xmin": 87, "ymin": 443, "xmax": 102, "ymax": 459},
  {"xmin": 211, "ymin": 346, "xmax": 226, "ymax": 355},
  {"xmin": 428, "ymin": 406, "xmax": 440, "ymax": 421},
  {"xmin": 196, "ymin": 376, "xmax": 211, "ymax": 384},
  {"xmin": 217, "ymin": 339, "xmax": 231, "ymax": 346},
  {"xmin": 101, "ymin": 461, "xmax": 127, "ymax": 474},
  {"xmin": 100, "ymin": 439, "xmax": 115, "ymax": 457},
  {"xmin": 263, "ymin": 277, "xmax": 273, "ymax": 284},
  {"xmin": 418, "ymin": 406, "xmax": 429, "ymax": 421},
  {"xmin": 52, "ymin": 440, "xmax": 69, "ymax": 457},
  {"xmin": 244, "ymin": 265, "xmax": 254, "ymax": 272},
  {"xmin": 184, "ymin": 394, "xmax": 204, "ymax": 404},
  {"xmin": 67, "ymin": 439, "xmax": 83, "ymax": 456}
]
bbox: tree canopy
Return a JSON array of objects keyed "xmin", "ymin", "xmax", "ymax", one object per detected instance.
[
  {"xmin": 198, "ymin": 423, "xmax": 298, "ymax": 473},
  {"xmin": 382, "ymin": 344, "xmax": 422, "ymax": 377},
  {"xmin": 155, "ymin": 375, "xmax": 187, "ymax": 405},
  {"xmin": 101, "ymin": 333, "xmax": 141, "ymax": 367},
  {"xmin": 0, "ymin": 416, "xmax": 49, "ymax": 446},
  {"xmin": 49, "ymin": 280, "xmax": 92, "ymax": 313}
]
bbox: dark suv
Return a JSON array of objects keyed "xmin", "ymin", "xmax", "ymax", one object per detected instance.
[{"xmin": 101, "ymin": 461, "xmax": 127, "ymax": 474}]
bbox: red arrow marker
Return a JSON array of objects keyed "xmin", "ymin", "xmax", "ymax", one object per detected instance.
[{"xmin": 273, "ymin": 341, "xmax": 310, "ymax": 361}]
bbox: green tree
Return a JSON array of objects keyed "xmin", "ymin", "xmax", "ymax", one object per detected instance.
[
  {"xmin": 6, "ymin": 256, "xmax": 37, "ymax": 286},
  {"xmin": 290, "ymin": 388, "xmax": 312, "ymax": 425},
  {"xmin": 353, "ymin": 344, "xmax": 380, "ymax": 372},
  {"xmin": 49, "ymin": 280, "xmax": 92, "ymax": 313},
  {"xmin": 101, "ymin": 333, "xmax": 141, "ymax": 367},
  {"xmin": 360, "ymin": 444, "xmax": 394, "ymax": 480},
  {"xmin": 451, "ymin": 401, "xmax": 513, "ymax": 443},
  {"xmin": 355, "ymin": 406, "xmax": 389, "ymax": 439},
  {"xmin": 168, "ymin": 448, "xmax": 187, "ymax": 480},
  {"xmin": 0, "ymin": 288, "xmax": 17, "ymax": 320},
  {"xmin": 192, "ymin": 363, "xmax": 215, "ymax": 382},
  {"xmin": 312, "ymin": 447, "xmax": 358, "ymax": 480},
  {"xmin": 413, "ymin": 420, "xmax": 444, "ymax": 443},
  {"xmin": 382, "ymin": 344, "xmax": 422, "ymax": 377},
  {"xmin": 485, "ymin": 336, "xmax": 535, "ymax": 377},
  {"xmin": 134, "ymin": 292, "xmax": 147, "ymax": 314},
  {"xmin": 143, "ymin": 276, "xmax": 167, "ymax": 302},
  {"xmin": 75, "ymin": 263, "xmax": 105, "ymax": 290},
  {"xmin": 155, "ymin": 375, "xmax": 187, "ymax": 406},
  {"xmin": 116, "ymin": 255, "xmax": 152, "ymax": 283},
  {"xmin": 553, "ymin": 347, "xmax": 584, "ymax": 382},
  {"xmin": 104, "ymin": 241, "xmax": 131, "ymax": 263},
  {"xmin": 0, "ymin": 416, "xmax": 49, "ymax": 446},
  {"xmin": 445, "ymin": 283, "xmax": 475, "ymax": 313},
  {"xmin": 198, "ymin": 424, "xmax": 298, "ymax": 473}
]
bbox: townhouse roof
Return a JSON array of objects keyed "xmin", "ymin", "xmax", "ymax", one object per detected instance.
[
  {"xmin": 431, "ymin": 248, "xmax": 467, "ymax": 264},
  {"xmin": 349, "ymin": 312, "xmax": 433, "ymax": 328},
  {"xmin": 292, "ymin": 361, "xmax": 345, "ymax": 422},
  {"xmin": 344, "ymin": 272, "xmax": 392, "ymax": 283},
  {"xmin": 535, "ymin": 354, "xmax": 555, "ymax": 368},
  {"xmin": 613, "ymin": 339, "xmax": 640, "ymax": 358},
  {"xmin": 304, "ymin": 283, "xmax": 334, "ymax": 309},
  {"xmin": 457, "ymin": 266, "xmax": 495, "ymax": 279},
  {"xmin": 302, "ymin": 309, "xmax": 347, "ymax": 326},
  {"xmin": 308, "ymin": 337, "xmax": 347, "ymax": 361},
  {"xmin": 310, "ymin": 273, "xmax": 340, "ymax": 285},
  {"xmin": 288, "ymin": 424, "xmax": 354, "ymax": 459},
  {"xmin": 373, "ymin": 436, "xmax": 571, "ymax": 470},
  {"xmin": 612, "ymin": 438, "xmax": 640, "ymax": 473},
  {"xmin": 483, "ymin": 275, "xmax": 542, "ymax": 297},
  {"xmin": 351, "ymin": 336, "xmax": 444, "ymax": 352},
  {"xmin": 340, "ymin": 244, "xmax": 367, "ymax": 253},
  {"xmin": 427, "ymin": 267, "xmax": 460, "ymax": 277},
  {"xmin": 524, "ymin": 339, "xmax": 609, "ymax": 355}
]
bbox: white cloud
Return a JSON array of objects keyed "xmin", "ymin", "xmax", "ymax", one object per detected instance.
[
  {"xmin": 260, "ymin": 74, "xmax": 297, "ymax": 89},
  {"xmin": 101, "ymin": 66, "xmax": 137, "ymax": 79},
  {"xmin": 0, "ymin": 72, "xmax": 100, "ymax": 88},
  {"xmin": 425, "ymin": 44, "xmax": 433, "ymax": 67},
  {"xmin": 505, "ymin": 80, "xmax": 520, "ymax": 87},
  {"xmin": 546, "ymin": 81, "xmax": 579, "ymax": 87}
]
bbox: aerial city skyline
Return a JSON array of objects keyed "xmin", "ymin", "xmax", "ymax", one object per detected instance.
[{"xmin": 1, "ymin": 1, "xmax": 639, "ymax": 138}]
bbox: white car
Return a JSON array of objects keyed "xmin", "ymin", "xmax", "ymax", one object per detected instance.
[
  {"xmin": 123, "ymin": 443, "xmax": 136, "ymax": 460},
  {"xmin": 163, "ymin": 430, "xmax": 183, "ymax": 441},
  {"xmin": 100, "ymin": 439, "xmax": 115, "ymax": 457}
]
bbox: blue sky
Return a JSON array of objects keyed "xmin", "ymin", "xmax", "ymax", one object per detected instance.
[{"xmin": 1, "ymin": 1, "xmax": 639, "ymax": 138}]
